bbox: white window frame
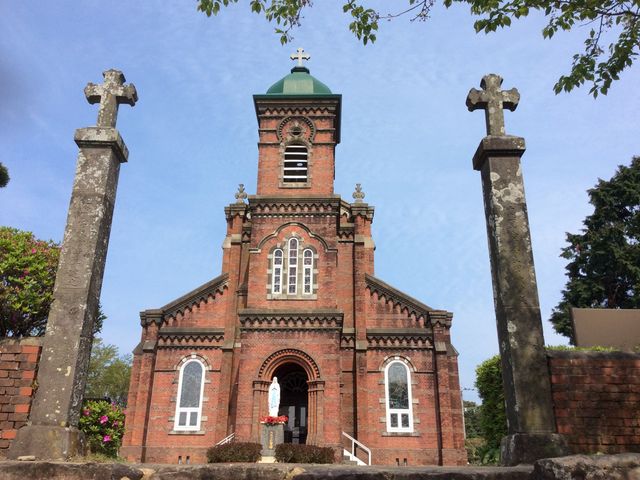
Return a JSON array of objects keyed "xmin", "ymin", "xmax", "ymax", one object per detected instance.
[
  {"xmin": 287, "ymin": 238, "xmax": 298, "ymax": 295},
  {"xmin": 174, "ymin": 358, "xmax": 205, "ymax": 432},
  {"xmin": 272, "ymin": 249, "xmax": 283, "ymax": 294},
  {"xmin": 303, "ymin": 248, "xmax": 313, "ymax": 295},
  {"xmin": 384, "ymin": 359, "xmax": 414, "ymax": 433},
  {"xmin": 283, "ymin": 145, "xmax": 308, "ymax": 183}
]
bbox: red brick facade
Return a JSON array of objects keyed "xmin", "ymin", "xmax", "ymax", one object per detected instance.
[
  {"xmin": 121, "ymin": 67, "xmax": 467, "ymax": 466},
  {"xmin": 0, "ymin": 338, "xmax": 42, "ymax": 451},
  {"xmin": 549, "ymin": 350, "xmax": 640, "ymax": 454}
]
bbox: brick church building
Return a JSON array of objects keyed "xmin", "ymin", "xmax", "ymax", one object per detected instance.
[{"xmin": 121, "ymin": 52, "xmax": 466, "ymax": 466}]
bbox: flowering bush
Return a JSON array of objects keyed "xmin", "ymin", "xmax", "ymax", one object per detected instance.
[
  {"xmin": 78, "ymin": 399, "xmax": 125, "ymax": 457},
  {"xmin": 260, "ymin": 415, "xmax": 288, "ymax": 425}
]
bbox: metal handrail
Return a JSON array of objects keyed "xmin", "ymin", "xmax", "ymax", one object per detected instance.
[
  {"xmin": 215, "ymin": 432, "xmax": 235, "ymax": 446},
  {"xmin": 342, "ymin": 431, "xmax": 371, "ymax": 466}
]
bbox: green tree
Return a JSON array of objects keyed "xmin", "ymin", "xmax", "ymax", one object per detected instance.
[
  {"xmin": 475, "ymin": 355, "xmax": 507, "ymax": 464},
  {"xmin": 0, "ymin": 227, "xmax": 104, "ymax": 337},
  {"xmin": 550, "ymin": 157, "xmax": 640, "ymax": 341},
  {"xmin": 85, "ymin": 337, "xmax": 132, "ymax": 406},
  {"xmin": 463, "ymin": 400, "xmax": 482, "ymax": 438},
  {"xmin": 0, "ymin": 163, "xmax": 9, "ymax": 188},
  {"xmin": 196, "ymin": 0, "xmax": 639, "ymax": 96}
]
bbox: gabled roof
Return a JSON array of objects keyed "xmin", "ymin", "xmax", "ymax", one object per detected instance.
[
  {"xmin": 365, "ymin": 274, "xmax": 453, "ymax": 327},
  {"xmin": 140, "ymin": 273, "xmax": 229, "ymax": 326}
]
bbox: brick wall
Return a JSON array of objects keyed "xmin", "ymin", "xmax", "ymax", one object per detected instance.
[
  {"xmin": 0, "ymin": 338, "xmax": 42, "ymax": 451},
  {"xmin": 548, "ymin": 350, "xmax": 640, "ymax": 454}
]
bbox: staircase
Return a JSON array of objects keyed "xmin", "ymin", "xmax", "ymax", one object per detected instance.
[{"xmin": 341, "ymin": 432, "xmax": 371, "ymax": 466}]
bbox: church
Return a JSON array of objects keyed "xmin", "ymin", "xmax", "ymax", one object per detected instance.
[{"xmin": 121, "ymin": 51, "xmax": 466, "ymax": 466}]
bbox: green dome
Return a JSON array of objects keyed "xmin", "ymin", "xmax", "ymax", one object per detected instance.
[{"xmin": 266, "ymin": 66, "xmax": 332, "ymax": 95}]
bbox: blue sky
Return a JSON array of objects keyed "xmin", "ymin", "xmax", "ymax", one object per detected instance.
[{"xmin": 1, "ymin": 1, "xmax": 639, "ymax": 403}]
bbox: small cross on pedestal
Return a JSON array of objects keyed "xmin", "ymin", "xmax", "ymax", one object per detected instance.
[
  {"xmin": 290, "ymin": 47, "xmax": 310, "ymax": 67},
  {"xmin": 85, "ymin": 69, "xmax": 138, "ymax": 128},
  {"xmin": 466, "ymin": 74, "xmax": 519, "ymax": 136}
]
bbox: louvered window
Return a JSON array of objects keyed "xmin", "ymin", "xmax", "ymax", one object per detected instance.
[{"xmin": 283, "ymin": 145, "xmax": 308, "ymax": 183}]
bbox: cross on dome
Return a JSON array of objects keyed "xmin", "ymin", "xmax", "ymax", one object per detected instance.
[{"xmin": 290, "ymin": 47, "xmax": 310, "ymax": 67}]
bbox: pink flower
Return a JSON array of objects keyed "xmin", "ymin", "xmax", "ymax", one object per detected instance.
[
  {"xmin": 83, "ymin": 409, "xmax": 90, "ymax": 416},
  {"xmin": 99, "ymin": 415, "xmax": 108, "ymax": 424},
  {"xmin": 112, "ymin": 420, "xmax": 119, "ymax": 427},
  {"xmin": 31, "ymin": 248, "xmax": 36, "ymax": 254},
  {"xmin": 103, "ymin": 435, "xmax": 111, "ymax": 442}
]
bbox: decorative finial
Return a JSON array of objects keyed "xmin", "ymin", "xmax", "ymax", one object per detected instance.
[
  {"xmin": 290, "ymin": 47, "xmax": 310, "ymax": 67},
  {"xmin": 352, "ymin": 184, "xmax": 365, "ymax": 203},
  {"xmin": 235, "ymin": 184, "xmax": 248, "ymax": 204},
  {"xmin": 466, "ymin": 74, "xmax": 520, "ymax": 136}
]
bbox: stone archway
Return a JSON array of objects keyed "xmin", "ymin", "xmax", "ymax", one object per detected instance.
[{"xmin": 252, "ymin": 349, "xmax": 325, "ymax": 445}]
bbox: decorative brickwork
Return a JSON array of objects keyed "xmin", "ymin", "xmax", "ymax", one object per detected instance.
[
  {"xmin": 0, "ymin": 338, "xmax": 42, "ymax": 450},
  {"xmin": 548, "ymin": 350, "xmax": 640, "ymax": 454},
  {"xmin": 121, "ymin": 64, "xmax": 467, "ymax": 466}
]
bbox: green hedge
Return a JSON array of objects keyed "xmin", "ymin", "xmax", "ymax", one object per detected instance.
[
  {"xmin": 206, "ymin": 442, "xmax": 262, "ymax": 463},
  {"xmin": 275, "ymin": 443, "xmax": 335, "ymax": 463},
  {"xmin": 474, "ymin": 355, "xmax": 507, "ymax": 464}
]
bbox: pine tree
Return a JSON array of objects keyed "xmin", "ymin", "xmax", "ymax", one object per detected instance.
[{"xmin": 550, "ymin": 157, "xmax": 640, "ymax": 340}]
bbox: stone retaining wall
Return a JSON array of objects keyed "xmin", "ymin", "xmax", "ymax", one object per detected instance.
[
  {"xmin": 548, "ymin": 350, "xmax": 640, "ymax": 454},
  {"xmin": 0, "ymin": 338, "xmax": 42, "ymax": 451}
]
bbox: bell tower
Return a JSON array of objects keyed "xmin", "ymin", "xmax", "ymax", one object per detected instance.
[{"xmin": 253, "ymin": 48, "xmax": 342, "ymax": 196}]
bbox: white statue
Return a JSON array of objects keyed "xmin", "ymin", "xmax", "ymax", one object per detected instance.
[{"xmin": 268, "ymin": 377, "xmax": 280, "ymax": 417}]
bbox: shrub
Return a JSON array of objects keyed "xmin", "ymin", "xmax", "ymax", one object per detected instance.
[
  {"xmin": 78, "ymin": 399, "xmax": 125, "ymax": 458},
  {"xmin": 206, "ymin": 442, "xmax": 262, "ymax": 463},
  {"xmin": 275, "ymin": 443, "xmax": 335, "ymax": 463},
  {"xmin": 474, "ymin": 355, "xmax": 507, "ymax": 465}
]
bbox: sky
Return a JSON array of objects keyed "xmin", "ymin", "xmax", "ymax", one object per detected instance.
[{"xmin": 1, "ymin": 1, "xmax": 639, "ymax": 404}]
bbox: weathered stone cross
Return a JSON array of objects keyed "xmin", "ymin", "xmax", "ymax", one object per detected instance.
[
  {"xmin": 466, "ymin": 73, "xmax": 519, "ymax": 136},
  {"xmin": 290, "ymin": 47, "xmax": 310, "ymax": 67},
  {"xmin": 85, "ymin": 69, "xmax": 138, "ymax": 128}
]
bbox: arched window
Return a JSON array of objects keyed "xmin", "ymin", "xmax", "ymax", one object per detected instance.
[
  {"xmin": 303, "ymin": 249, "xmax": 313, "ymax": 295},
  {"xmin": 272, "ymin": 249, "xmax": 283, "ymax": 294},
  {"xmin": 385, "ymin": 360, "xmax": 413, "ymax": 432},
  {"xmin": 283, "ymin": 145, "xmax": 308, "ymax": 183},
  {"xmin": 288, "ymin": 238, "xmax": 298, "ymax": 294},
  {"xmin": 174, "ymin": 359, "xmax": 205, "ymax": 431}
]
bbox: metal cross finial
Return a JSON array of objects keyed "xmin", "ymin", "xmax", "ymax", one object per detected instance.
[
  {"xmin": 352, "ymin": 183, "xmax": 365, "ymax": 203},
  {"xmin": 235, "ymin": 184, "xmax": 248, "ymax": 204},
  {"xmin": 466, "ymin": 74, "xmax": 520, "ymax": 136},
  {"xmin": 85, "ymin": 69, "xmax": 138, "ymax": 128},
  {"xmin": 290, "ymin": 47, "xmax": 310, "ymax": 67}
]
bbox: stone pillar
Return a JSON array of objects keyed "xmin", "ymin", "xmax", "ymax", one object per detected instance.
[
  {"xmin": 251, "ymin": 380, "xmax": 270, "ymax": 442},
  {"xmin": 467, "ymin": 74, "xmax": 567, "ymax": 465},
  {"xmin": 8, "ymin": 69, "xmax": 137, "ymax": 460}
]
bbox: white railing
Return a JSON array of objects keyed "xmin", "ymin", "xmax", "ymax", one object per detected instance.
[
  {"xmin": 215, "ymin": 432, "xmax": 235, "ymax": 446},
  {"xmin": 342, "ymin": 431, "xmax": 371, "ymax": 466}
]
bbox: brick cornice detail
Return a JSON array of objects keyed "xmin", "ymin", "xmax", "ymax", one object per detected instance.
[
  {"xmin": 140, "ymin": 274, "xmax": 229, "ymax": 326},
  {"xmin": 366, "ymin": 328, "xmax": 433, "ymax": 350},
  {"xmin": 157, "ymin": 327, "xmax": 225, "ymax": 348},
  {"xmin": 239, "ymin": 309, "xmax": 343, "ymax": 331},
  {"xmin": 248, "ymin": 196, "xmax": 341, "ymax": 218},
  {"xmin": 365, "ymin": 274, "xmax": 453, "ymax": 328}
]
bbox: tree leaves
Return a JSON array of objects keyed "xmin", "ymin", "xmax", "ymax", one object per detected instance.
[
  {"xmin": 550, "ymin": 157, "xmax": 640, "ymax": 340},
  {"xmin": 195, "ymin": 0, "xmax": 639, "ymax": 97}
]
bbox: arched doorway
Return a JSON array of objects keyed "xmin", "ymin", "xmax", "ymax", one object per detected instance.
[{"xmin": 273, "ymin": 363, "xmax": 308, "ymax": 444}]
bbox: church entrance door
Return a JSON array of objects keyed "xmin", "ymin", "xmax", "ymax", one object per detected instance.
[{"xmin": 274, "ymin": 363, "xmax": 308, "ymax": 444}]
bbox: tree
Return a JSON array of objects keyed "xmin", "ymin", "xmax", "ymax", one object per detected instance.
[
  {"xmin": 85, "ymin": 337, "xmax": 132, "ymax": 406},
  {"xmin": 475, "ymin": 355, "xmax": 507, "ymax": 463},
  {"xmin": 550, "ymin": 157, "xmax": 640, "ymax": 340},
  {"xmin": 0, "ymin": 163, "xmax": 9, "ymax": 188},
  {"xmin": 0, "ymin": 227, "xmax": 104, "ymax": 337},
  {"xmin": 196, "ymin": 0, "xmax": 640, "ymax": 96},
  {"xmin": 463, "ymin": 400, "xmax": 482, "ymax": 438}
]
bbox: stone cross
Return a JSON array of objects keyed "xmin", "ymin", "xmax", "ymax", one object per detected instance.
[
  {"xmin": 466, "ymin": 74, "xmax": 519, "ymax": 136},
  {"xmin": 8, "ymin": 69, "xmax": 137, "ymax": 460},
  {"xmin": 352, "ymin": 183, "xmax": 365, "ymax": 203},
  {"xmin": 467, "ymin": 74, "xmax": 567, "ymax": 465},
  {"xmin": 85, "ymin": 69, "xmax": 138, "ymax": 128},
  {"xmin": 290, "ymin": 47, "xmax": 310, "ymax": 67}
]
